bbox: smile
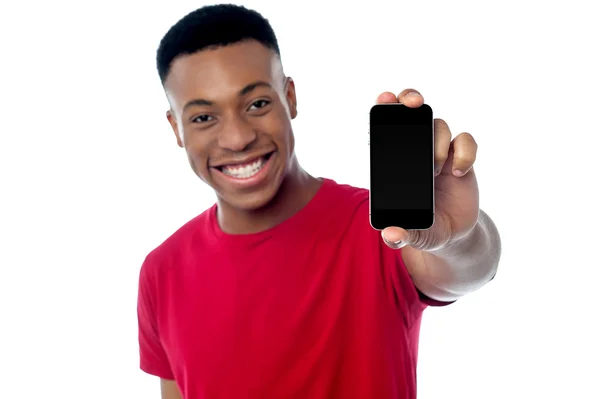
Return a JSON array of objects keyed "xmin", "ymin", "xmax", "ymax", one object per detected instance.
[
  {"xmin": 213, "ymin": 151, "xmax": 276, "ymax": 189},
  {"xmin": 218, "ymin": 152, "xmax": 274, "ymax": 179}
]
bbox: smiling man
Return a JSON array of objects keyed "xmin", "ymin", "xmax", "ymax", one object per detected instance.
[{"xmin": 137, "ymin": 4, "xmax": 502, "ymax": 399}]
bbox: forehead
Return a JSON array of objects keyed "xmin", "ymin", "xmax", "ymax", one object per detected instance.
[{"xmin": 165, "ymin": 40, "xmax": 283, "ymax": 109}]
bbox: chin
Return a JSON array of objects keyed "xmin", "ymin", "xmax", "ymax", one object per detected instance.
[{"xmin": 219, "ymin": 179, "xmax": 282, "ymax": 212}]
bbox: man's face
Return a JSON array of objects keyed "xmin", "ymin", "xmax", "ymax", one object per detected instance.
[{"xmin": 164, "ymin": 40, "xmax": 297, "ymax": 211}]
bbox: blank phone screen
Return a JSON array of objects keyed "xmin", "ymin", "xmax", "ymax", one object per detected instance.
[{"xmin": 370, "ymin": 121, "xmax": 433, "ymax": 210}]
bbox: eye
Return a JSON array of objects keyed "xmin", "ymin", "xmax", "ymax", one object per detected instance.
[
  {"xmin": 192, "ymin": 114, "xmax": 215, "ymax": 123},
  {"xmin": 248, "ymin": 100, "xmax": 270, "ymax": 111}
]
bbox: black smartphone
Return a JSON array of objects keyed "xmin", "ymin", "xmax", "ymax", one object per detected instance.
[{"xmin": 369, "ymin": 103, "xmax": 434, "ymax": 230}]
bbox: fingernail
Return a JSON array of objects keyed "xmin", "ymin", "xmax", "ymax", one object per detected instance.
[
  {"xmin": 453, "ymin": 169, "xmax": 464, "ymax": 176},
  {"xmin": 388, "ymin": 239, "xmax": 407, "ymax": 249},
  {"xmin": 382, "ymin": 232, "xmax": 407, "ymax": 249},
  {"xmin": 407, "ymin": 92, "xmax": 420, "ymax": 99}
]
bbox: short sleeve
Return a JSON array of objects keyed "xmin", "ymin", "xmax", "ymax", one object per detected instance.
[
  {"xmin": 137, "ymin": 255, "xmax": 174, "ymax": 379},
  {"xmin": 414, "ymin": 276, "xmax": 456, "ymax": 307}
]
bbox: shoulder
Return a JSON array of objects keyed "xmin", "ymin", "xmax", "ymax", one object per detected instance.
[
  {"xmin": 139, "ymin": 205, "xmax": 215, "ymax": 279},
  {"xmin": 320, "ymin": 178, "xmax": 370, "ymax": 212},
  {"xmin": 315, "ymin": 178, "xmax": 373, "ymax": 235}
]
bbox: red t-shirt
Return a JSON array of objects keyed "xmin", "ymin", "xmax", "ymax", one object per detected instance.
[{"xmin": 137, "ymin": 178, "xmax": 451, "ymax": 399}]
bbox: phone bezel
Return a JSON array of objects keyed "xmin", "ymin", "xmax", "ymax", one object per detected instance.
[{"xmin": 368, "ymin": 103, "xmax": 435, "ymax": 231}]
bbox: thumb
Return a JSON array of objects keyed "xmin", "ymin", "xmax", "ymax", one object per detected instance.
[
  {"xmin": 382, "ymin": 224, "xmax": 451, "ymax": 252},
  {"xmin": 381, "ymin": 227, "xmax": 410, "ymax": 249}
]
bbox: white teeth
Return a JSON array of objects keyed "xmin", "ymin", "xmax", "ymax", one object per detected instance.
[{"xmin": 222, "ymin": 156, "xmax": 266, "ymax": 179}]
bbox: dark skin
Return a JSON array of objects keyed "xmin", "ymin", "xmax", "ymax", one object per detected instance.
[
  {"xmin": 158, "ymin": 38, "xmax": 500, "ymax": 399},
  {"xmin": 164, "ymin": 40, "xmax": 321, "ymax": 235},
  {"xmin": 161, "ymin": 39, "xmax": 324, "ymax": 398},
  {"xmin": 164, "ymin": 38, "xmax": 498, "ymax": 298}
]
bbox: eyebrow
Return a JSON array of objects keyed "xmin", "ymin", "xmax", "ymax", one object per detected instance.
[{"xmin": 182, "ymin": 81, "xmax": 273, "ymax": 112}]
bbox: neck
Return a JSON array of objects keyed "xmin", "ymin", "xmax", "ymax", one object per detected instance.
[{"xmin": 216, "ymin": 157, "xmax": 322, "ymax": 234}]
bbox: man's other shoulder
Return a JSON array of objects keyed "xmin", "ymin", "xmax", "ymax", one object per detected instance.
[
  {"xmin": 323, "ymin": 178, "xmax": 370, "ymax": 212},
  {"xmin": 140, "ymin": 205, "xmax": 215, "ymax": 273},
  {"xmin": 316, "ymin": 179, "xmax": 372, "ymax": 233}
]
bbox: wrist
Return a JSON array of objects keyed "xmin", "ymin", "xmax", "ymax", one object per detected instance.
[{"xmin": 427, "ymin": 214, "xmax": 486, "ymax": 260}]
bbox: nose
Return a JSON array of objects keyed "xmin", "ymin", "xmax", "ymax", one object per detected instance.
[{"xmin": 217, "ymin": 116, "xmax": 258, "ymax": 152}]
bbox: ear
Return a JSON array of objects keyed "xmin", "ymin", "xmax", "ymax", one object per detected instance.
[
  {"xmin": 284, "ymin": 77, "xmax": 297, "ymax": 119},
  {"xmin": 166, "ymin": 110, "xmax": 184, "ymax": 147}
]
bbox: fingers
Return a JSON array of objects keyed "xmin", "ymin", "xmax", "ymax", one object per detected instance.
[
  {"xmin": 381, "ymin": 226, "xmax": 436, "ymax": 251},
  {"xmin": 434, "ymin": 118, "xmax": 452, "ymax": 176},
  {"xmin": 397, "ymin": 89, "xmax": 424, "ymax": 107},
  {"xmin": 376, "ymin": 91, "xmax": 398, "ymax": 104},
  {"xmin": 373, "ymin": 90, "xmax": 477, "ymax": 177},
  {"xmin": 381, "ymin": 227, "xmax": 410, "ymax": 249},
  {"xmin": 450, "ymin": 133, "xmax": 477, "ymax": 176},
  {"xmin": 376, "ymin": 89, "xmax": 424, "ymax": 107},
  {"xmin": 434, "ymin": 119, "xmax": 477, "ymax": 177}
]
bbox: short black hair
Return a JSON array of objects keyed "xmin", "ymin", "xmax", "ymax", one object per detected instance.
[{"xmin": 156, "ymin": 4, "xmax": 281, "ymax": 85}]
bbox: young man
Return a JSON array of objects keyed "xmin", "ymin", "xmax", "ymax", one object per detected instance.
[{"xmin": 137, "ymin": 4, "xmax": 502, "ymax": 399}]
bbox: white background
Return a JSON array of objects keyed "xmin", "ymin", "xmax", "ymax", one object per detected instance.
[{"xmin": 1, "ymin": 0, "xmax": 599, "ymax": 398}]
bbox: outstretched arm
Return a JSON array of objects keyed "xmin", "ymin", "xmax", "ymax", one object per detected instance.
[
  {"xmin": 375, "ymin": 88, "xmax": 501, "ymax": 302},
  {"xmin": 401, "ymin": 209, "xmax": 501, "ymax": 302}
]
